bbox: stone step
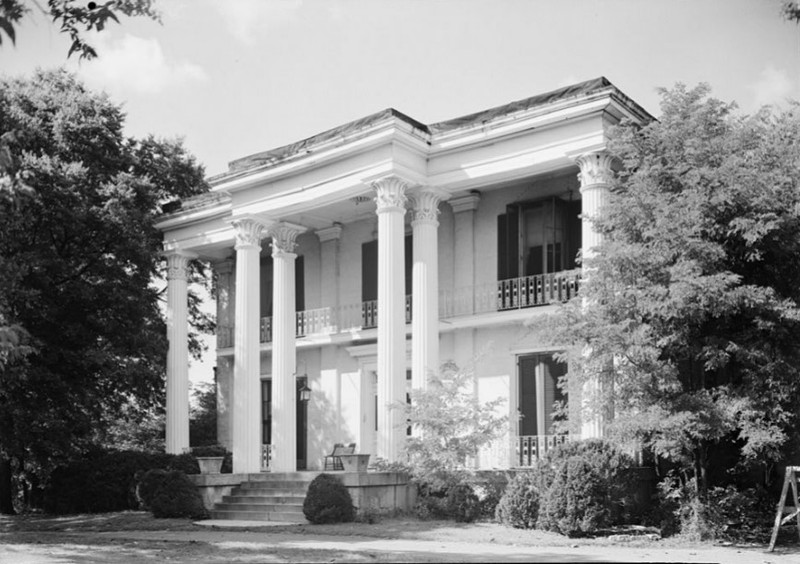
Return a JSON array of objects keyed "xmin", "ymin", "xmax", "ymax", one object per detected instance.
[
  {"xmin": 210, "ymin": 509, "xmax": 307, "ymax": 523},
  {"xmin": 214, "ymin": 502, "xmax": 304, "ymax": 512},
  {"xmin": 244, "ymin": 472, "xmax": 322, "ymax": 482},
  {"xmin": 239, "ymin": 480, "xmax": 311, "ymax": 490},
  {"xmin": 223, "ymin": 494, "xmax": 305, "ymax": 504}
]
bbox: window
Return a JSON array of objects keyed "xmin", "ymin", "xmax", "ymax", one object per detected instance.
[
  {"xmin": 260, "ymin": 255, "xmax": 305, "ymax": 318},
  {"xmin": 518, "ymin": 353, "xmax": 567, "ymax": 436},
  {"xmin": 497, "ymin": 197, "xmax": 581, "ymax": 281}
]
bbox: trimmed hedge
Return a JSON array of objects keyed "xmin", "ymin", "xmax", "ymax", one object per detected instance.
[
  {"xmin": 302, "ymin": 473, "xmax": 355, "ymax": 524},
  {"xmin": 42, "ymin": 449, "xmax": 216, "ymax": 515},
  {"xmin": 140, "ymin": 469, "xmax": 208, "ymax": 519},
  {"xmin": 495, "ymin": 440, "xmax": 636, "ymax": 536}
]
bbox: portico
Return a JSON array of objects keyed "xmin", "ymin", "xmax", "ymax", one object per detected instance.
[{"xmin": 157, "ymin": 77, "xmax": 652, "ymax": 471}]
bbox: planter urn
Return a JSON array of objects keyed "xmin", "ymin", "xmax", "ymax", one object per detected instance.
[
  {"xmin": 196, "ymin": 456, "xmax": 224, "ymax": 474},
  {"xmin": 339, "ymin": 453, "xmax": 370, "ymax": 473}
]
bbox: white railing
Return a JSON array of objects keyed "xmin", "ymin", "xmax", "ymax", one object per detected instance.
[
  {"xmin": 515, "ymin": 434, "xmax": 573, "ymax": 467},
  {"xmin": 261, "ymin": 444, "xmax": 272, "ymax": 471},
  {"xmin": 440, "ymin": 270, "xmax": 581, "ymax": 318}
]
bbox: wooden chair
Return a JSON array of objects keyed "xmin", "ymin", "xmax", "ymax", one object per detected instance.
[{"xmin": 323, "ymin": 442, "xmax": 356, "ymax": 471}]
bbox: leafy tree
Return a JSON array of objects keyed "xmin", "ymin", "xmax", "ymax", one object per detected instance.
[
  {"xmin": 0, "ymin": 69, "xmax": 210, "ymax": 514},
  {"xmin": 402, "ymin": 361, "xmax": 508, "ymax": 490},
  {"xmin": 0, "ymin": 0, "xmax": 159, "ymax": 60},
  {"xmin": 537, "ymin": 84, "xmax": 800, "ymax": 500},
  {"xmin": 189, "ymin": 381, "xmax": 217, "ymax": 447}
]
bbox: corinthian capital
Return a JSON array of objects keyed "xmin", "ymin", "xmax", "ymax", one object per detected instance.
[
  {"xmin": 410, "ymin": 188, "xmax": 449, "ymax": 226},
  {"xmin": 269, "ymin": 222, "xmax": 306, "ymax": 257},
  {"xmin": 229, "ymin": 216, "xmax": 270, "ymax": 250},
  {"xmin": 164, "ymin": 250, "xmax": 198, "ymax": 281},
  {"xmin": 371, "ymin": 176, "xmax": 409, "ymax": 213},
  {"xmin": 574, "ymin": 151, "xmax": 616, "ymax": 188}
]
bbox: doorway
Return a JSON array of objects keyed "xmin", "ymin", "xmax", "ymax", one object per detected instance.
[
  {"xmin": 261, "ymin": 377, "xmax": 308, "ymax": 470},
  {"xmin": 517, "ymin": 353, "xmax": 567, "ymax": 437}
]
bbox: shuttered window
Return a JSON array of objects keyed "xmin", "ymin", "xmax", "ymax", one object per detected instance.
[{"xmin": 518, "ymin": 353, "xmax": 567, "ymax": 435}]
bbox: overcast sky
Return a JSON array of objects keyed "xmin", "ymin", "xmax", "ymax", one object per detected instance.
[
  {"xmin": 3, "ymin": 0, "xmax": 799, "ymax": 385},
  {"xmin": 3, "ymin": 0, "xmax": 799, "ymax": 179}
]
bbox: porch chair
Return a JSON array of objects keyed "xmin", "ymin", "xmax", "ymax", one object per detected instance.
[{"xmin": 323, "ymin": 442, "xmax": 356, "ymax": 471}]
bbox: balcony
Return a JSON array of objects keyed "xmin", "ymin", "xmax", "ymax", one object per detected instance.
[
  {"xmin": 515, "ymin": 434, "xmax": 573, "ymax": 467},
  {"xmin": 216, "ymin": 271, "xmax": 580, "ymax": 347}
]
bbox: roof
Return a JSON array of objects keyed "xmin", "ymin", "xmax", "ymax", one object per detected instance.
[{"xmin": 171, "ymin": 77, "xmax": 652, "ymax": 218}]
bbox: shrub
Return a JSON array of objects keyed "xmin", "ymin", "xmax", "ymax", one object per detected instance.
[
  {"xmin": 447, "ymin": 484, "xmax": 481, "ymax": 523},
  {"xmin": 136, "ymin": 469, "xmax": 169, "ymax": 510},
  {"xmin": 191, "ymin": 445, "xmax": 227, "ymax": 458},
  {"xmin": 535, "ymin": 440, "xmax": 636, "ymax": 536},
  {"xmin": 42, "ymin": 449, "xmax": 201, "ymax": 514},
  {"xmin": 470, "ymin": 471, "xmax": 510, "ymax": 519},
  {"xmin": 144, "ymin": 470, "xmax": 208, "ymax": 519},
  {"xmin": 495, "ymin": 471, "xmax": 542, "ymax": 529},
  {"xmin": 302, "ymin": 474, "xmax": 355, "ymax": 524}
]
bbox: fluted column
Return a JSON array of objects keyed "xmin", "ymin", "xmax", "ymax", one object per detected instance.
[
  {"xmin": 372, "ymin": 176, "xmax": 408, "ymax": 462},
  {"xmin": 165, "ymin": 250, "xmax": 197, "ymax": 454},
  {"xmin": 214, "ymin": 258, "xmax": 234, "ymax": 450},
  {"xmin": 230, "ymin": 216, "xmax": 269, "ymax": 473},
  {"xmin": 410, "ymin": 188, "xmax": 447, "ymax": 391},
  {"xmin": 575, "ymin": 151, "xmax": 615, "ymax": 439},
  {"xmin": 269, "ymin": 222, "xmax": 306, "ymax": 472}
]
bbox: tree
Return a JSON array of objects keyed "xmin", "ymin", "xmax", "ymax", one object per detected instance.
[
  {"xmin": 536, "ymin": 84, "xmax": 800, "ymax": 500},
  {"xmin": 189, "ymin": 382, "xmax": 217, "ymax": 447},
  {"xmin": 0, "ymin": 0, "xmax": 159, "ymax": 60},
  {"xmin": 0, "ymin": 69, "xmax": 210, "ymax": 513},
  {"xmin": 402, "ymin": 361, "xmax": 508, "ymax": 490}
]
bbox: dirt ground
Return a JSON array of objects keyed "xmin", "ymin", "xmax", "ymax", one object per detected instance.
[{"xmin": 1, "ymin": 512, "xmax": 799, "ymax": 563}]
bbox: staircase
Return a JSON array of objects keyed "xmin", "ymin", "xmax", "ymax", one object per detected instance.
[{"xmin": 211, "ymin": 472, "xmax": 319, "ymax": 522}]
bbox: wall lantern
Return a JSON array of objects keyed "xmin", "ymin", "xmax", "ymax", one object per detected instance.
[{"xmin": 298, "ymin": 382, "xmax": 312, "ymax": 403}]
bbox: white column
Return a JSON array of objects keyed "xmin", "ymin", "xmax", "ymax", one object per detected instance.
[
  {"xmin": 372, "ymin": 176, "xmax": 408, "ymax": 463},
  {"xmin": 164, "ymin": 250, "xmax": 197, "ymax": 454},
  {"xmin": 214, "ymin": 258, "xmax": 234, "ymax": 450},
  {"xmin": 269, "ymin": 222, "xmax": 305, "ymax": 472},
  {"xmin": 575, "ymin": 151, "xmax": 615, "ymax": 439},
  {"xmin": 410, "ymin": 189, "xmax": 447, "ymax": 390},
  {"xmin": 230, "ymin": 216, "xmax": 269, "ymax": 474}
]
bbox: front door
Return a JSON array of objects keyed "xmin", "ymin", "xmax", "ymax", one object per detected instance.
[
  {"xmin": 261, "ymin": 377, "xmax": 308, "ymax": 470},
  {"xmin": 518, "ymin": 353, "xmax": 567, "ymax": 436}
]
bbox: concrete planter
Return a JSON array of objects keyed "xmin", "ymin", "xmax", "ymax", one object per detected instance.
[
  {"xmin": 339, "ymin": 453, "xmax": 370, "ymax": 473},
  {"xmin": 196, "ymin": 456, "xmax": 224, "ymax": 474}
]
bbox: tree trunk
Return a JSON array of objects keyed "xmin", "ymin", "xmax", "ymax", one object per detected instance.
[{"xmin": 0, "ymin": 456, "xmax": 15, "ymax": 515}]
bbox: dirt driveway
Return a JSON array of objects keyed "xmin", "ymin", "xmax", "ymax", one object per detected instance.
[{"xmin": 1, "ymin": 512, "xmax": 798, "ymax": 563}]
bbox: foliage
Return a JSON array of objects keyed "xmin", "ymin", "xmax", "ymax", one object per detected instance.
[
  {"xmin": 143, "ymin": 469, "xmax": 207, "ymax": 519},
  {"xmin": 0, "ymin": 0, "xmax": 160, "ymax": 60},
  {"xmin": 42, "ymin": 449, "xmax": 198, "ymax": 514},
  {"xmin": 469, "ymin": 471, "xmax": 510, "ymax": 519},
  {"xmin": 0, "ymin": 69, "xmax": 210, "ymax": 514},
  {"xmin": 535, "ymin": 84, "xmax": 800, "ymax": 498},
  {"xmin": 190, "ymin": 382, "xmax": 217, "ymax": 447},
  {"xmin": 495, "ymin": 440, "xmax": 636, "ymax": 536},
  {"xmin": 782, "ymin": 1, "xmax": 800, "ymax": 23},
  {"xmin": 302, "ymin": 473, "xmax": 355, "ymax": 525},
  {"xmin": 402, "ymin": 361, "xmax": 508, "ymax": 492},
  {"xmin": 445, "ymin": 484, "xmax": 481, "ymax": 523},
  {"xmin": 495, "ymin": 471, "xmax": 543, "ymax": 529},
  {"xmin": 190, "ymin": 445, "xmax": 226, "ymax": 458}
]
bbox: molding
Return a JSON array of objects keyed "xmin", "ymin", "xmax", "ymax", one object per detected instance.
[
  {"xmin": 573, "ymin": 151, "xmax": 615, "ymax": 188},
  {"xmin": 163, "ymin": 250, "xmax": 198, "ymax": 281},
  {"xmin": 448, "ymin": 191, "xmax": 481, "ymax": 213},
  {"xmin": 226, "ymin": 215, "xmax": 272, "ymax": 250},
  {"xmin": 409, "ymin": 187, "xmax": 449, "ymax": 225},
  {"xmin": 371, "ymin": 175, "xmax": 410, "ymax": 213},
  {"xmin": 315, "ymin": 223, "xmax": 343, "ymax": 243},
  {"xmin": 268, "ymin": 222, "xmax": 307, "ymax": 255}
]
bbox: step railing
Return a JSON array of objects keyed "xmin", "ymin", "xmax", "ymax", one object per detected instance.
[{"xmin": 261, "ymin": 444, "xmax": 272, "ymax": 471}]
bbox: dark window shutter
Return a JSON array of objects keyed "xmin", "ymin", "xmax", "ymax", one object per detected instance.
[
  {"xmin": 295, "ymin": 255, "xmax": 305, "ymax": 312},
  {"xmin": 362, "ymin": 240, "xmax": 378, "ymax": 302},
  {"xmin": 497, "ymin": 213, "xmax": 508, "ymax": 281},
  {"xmin": 260, "ymin": 256, "xmax": 273, "ymax": 318},
  {"xmin": 542, "ymin": 355, "xmax": 567, "ymax": 434},
  {"xmin": 519, "ymin": 356, "xmax": 538, "ymax": 436},
  {"xmin": 405, "ymin": 234, "xmax": 413, "ymax": 296},
  {"xmin": 507, "ymin": 205, "xmax": 520, "ymax": 278}
]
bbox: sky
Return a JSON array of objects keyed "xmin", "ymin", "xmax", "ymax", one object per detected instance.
[{"xmin": 3, "ymin": 0, "xmax": 800, "ymax": 384}]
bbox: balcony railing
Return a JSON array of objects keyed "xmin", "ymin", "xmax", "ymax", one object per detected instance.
[
  {"xmin": 516, "ymin": 434, "xmax": 572, "ymax": 467},
  {"xmin": 440, "ymin": 269, "xmax": 581, "ymax": 318},
  {"xmin": 217, "ymin": 271, "xmax": 579, "ymax": 347}
]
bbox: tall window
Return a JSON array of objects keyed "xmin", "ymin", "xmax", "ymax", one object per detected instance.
[
  {"xmin": 361, "ymin": 236, "xmax": 413, "ymax": 303},
  {"xmin": 518, "ymin": 353, "xmax": 567, "ymax": 436},
  {"xmin": 497, "ymin": 197, "xmax": 581, "ymax": 281},
  {"xmin": 260, "ymin": 254, "xmax": 305, "ymax": 318}
]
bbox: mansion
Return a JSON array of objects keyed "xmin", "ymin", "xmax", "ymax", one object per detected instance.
[{"xmin": 156, "ymin": 77, "xmax": 652, "ymax": 474}]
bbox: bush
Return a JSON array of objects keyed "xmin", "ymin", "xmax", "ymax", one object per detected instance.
[
  {"xmin": 143, "ymin": 469, "xmax": 207, "ymax": 519},
  {"xmin": 495, "ymin": 471, "xmax": 543, "ymax": 529},
  {"xmin": 302, "ymin": 474, "xmax": 355, "ymax": 524},
  {"xmin": 42, "ymin": 449, "xmax": 201, "ymax": 514},
  {"xmin": 136, "ymin": 469, "xmax": 169, "ymax": 510},
  {"xmin": 470, "ymin": 471, "xmax": 509, "ymax": 519},
  {"xmin": 495, "ymin": 440, "xmax": 636, "ymax": 536},
  {"xmin": 447, "ymin": 484, "xmax": 481, "ymax": 523}
]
